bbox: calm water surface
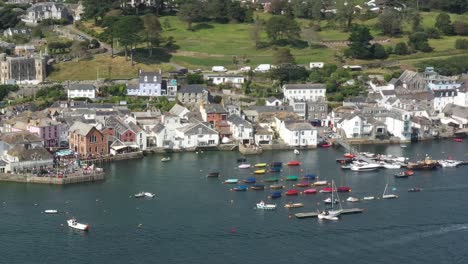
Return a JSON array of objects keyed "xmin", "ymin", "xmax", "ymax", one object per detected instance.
[{"xmin": 1, "ymin": 140, "xmax": 468, "ymax": 264}]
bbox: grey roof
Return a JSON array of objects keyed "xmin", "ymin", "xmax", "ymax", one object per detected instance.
[
  {"xmin": 443, "ymin": 104, "xmax": 468, "ymax": 119},
  {"xmin": 128, "ymin": 122, "xmax": 143, "ymax": 133},
  {"xmin": 205, "ymin": 104, "xmax": 227, "ymax": 114},
  {"xmin": 245, "ymin": 105, "xmax": 293, "ymax": 113},
  {"xmin": 283, "ymin": 83, "xmax": 326, "ymax": 90},
  {"xmin": 0, "ymin": 131, "xmax": 42, "ymax": 145},
  {"xmin": 227, "ymin": 114, "xmax": 252, "ymax": 128},
  {"xmin": 389, "ymin": 78, "xmax": 399, "ymax": 85},
  {"xmin": 152, "ymin": 123, "xmax": 165, "ymax": 133},
  {"xmin": 434, "ymin": 89, "xmax": 457, "ymax": 97},
  {"xmin": 255, "ymin": 126, "xmax": 273, "ymax": 135},
  {"xmin": 7, "ymin": 145, "xmax": 52, "ymax": 162},
  {"xmin": 266, "ymin": 96, "xmax": 280, "ymax": 103},
  {"xmin": 180, "ymin": 122, "xmax": 218, "ymax": 136},
  {"xmin": 69, "ymin": 121, "xmax": 95, "ymax": 136},
  {"xmin": 284, "ymin": 121, "xmax": 315, "ymax": 131},
  {"xmin": 67, "ymin": 84, "xmax": 96, "ymax": 91},
  {"xmin": 381, "ymin": 90, "xmax": 396, "ymax": 96},
  {"xmin": 139, "ymin": 71, "xmax": 161, "ymax": 84},
  {"xmin": 169, "ymin": 104, "xmax": 189, "ymax": 116},
  {"xmin": 179, "ymin": 84, "xmax": 208, "ymax": 94}
]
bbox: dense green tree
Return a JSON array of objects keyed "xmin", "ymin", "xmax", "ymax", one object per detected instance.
[
  {"xmin": 371, "ymin": 43, "xmax": 388, "ymax": 59},
  {"xmin": 113, "ymin": 16, "xmax": 144, "ymax": 63},
  {"xmin": 83, "ymin": 0, "xmax": 113, "ymax": 24},
  {"xmin": 250, "ymin": 16, "xmax": 264, "ymax": 49},
  {"xmin": 435, "ymin": 13, "xmax": 454, "ymax": 35},
  {"xmin": 265, "ymin": 16, "xmax": 301, "ymax": 43},
  {"xmin": 0, "ymin": 7, "xmax": 20, "ymax": 30},
  {"xmin": 394, "ymin": 42, "xmax": 409, "ymax": 55},
  {"xmin": 336, "ymin": 0, "xmax": 356, "ymax": 30},
  {"xmin": 142, "ymin": 14, "xmax": 162, "ymax": 57},
  {"xmin": 187, "ymin": 73, "xmax": 204, "ymax": 84},
  {"xmin": 269, "ymin": 0, "xmax": 284, "ymax": 15},
  {"xmin": 227, "ymin": 1, "xmax": 249, "ymax": 22},
  {"xmin": 269, "ymin": 64, "xmax": 308, "ymax": 84},
  {"xmin": 345, "ymin": 25, "xmax": 373, "ymax": 59},
  {"xmin": 177, "ymin": 0, "xmax": 205, "ymax": 30},
  {"xmin": 378, "ymin": 8, "xmax": 403, "ymax": 36},
  {"xmin": 273, "ymin": 48, "xmax": 296, "ymax": 65},
  {"xmin": 0, "ymin": 85, "xmax": 19, "ymax": 101},
  {"xmin": 408, "ymin": 32, "xmax": 432, "ymax": 52}
]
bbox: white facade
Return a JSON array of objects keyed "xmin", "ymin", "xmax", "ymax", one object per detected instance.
[
  {"xmin": 283, "ymin": 83, "xmax": 326, "ymax": 102},
  {"xmin": 67, "ymin": 85, "xmax": 96, "ymax": 99},
  {"xmin": 22, "ymin": 3, "xmax": 69, "ymax": 24},
  {"xmin": 309, "ymin": 62, "xmax": 324, "ymax": 69},
  {"xmin": 227, "ymin": 115, "xmax": 254, "ymax": 144},
  {"xmin": 433, "ymin": 90, "xmax": 456, "ymax": 112},
  {"xmin": 207, "ymin": 75, "xmax": 245, "ymax": 87},
  {"xmin": 336, "ymin": 115, "xmax": 364, "ymax": 138},
  {"xmin": 136, "ymin": 130, "xmax": 147, "ymax": 150},
  {"xmin": 384, "ymin": 113, "xmax": 411, "ymax": 141},
  {"xmin": 277, "ymin": 120, "xmax": 317, "ymax": 147},
  {"xmin": 454, "ymin": 88, "xmax": 468, "ymax": 107},
  {"xmin": 369, "ymin": 80, "xmax": 395, "ymax": 92}
]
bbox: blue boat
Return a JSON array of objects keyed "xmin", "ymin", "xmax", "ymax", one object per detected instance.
[
  {"xmin": 243, "ymin": 177, "xmax": 256, "ymax": 184},
  {"xmin": 302, "ymin": 174, "xmax": 316, "ymax": 180},
  {"xmin": 232, "ymin": 185, "xmax": 248, "ymax": 191},
  {"xmin": 271, "ymin": 192, "xmax": 282, "ymax": 199},
  {"xmin": 269, "ymin": 167, "xmax": 281, "ymax": 172},
  {"xmin": 270, "ymin": 162, "xmax": 283, "ymax": 167},
  {"xmin": 250, "ymin": 184, "xmax": 265, "ymax": 190}
]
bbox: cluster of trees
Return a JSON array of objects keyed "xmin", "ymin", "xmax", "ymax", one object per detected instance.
[
  {"xmin": 345, "ymin": 25, "xmax": 388, "ymax": 59},
  {"xmin": 100, "ymin": 84, "xmax": 127, "ymax": 97},
  {"xmin": 0, "ymin": 7, "xmax": 20, "ymax": 30},
  {"xmin": 418, "ymin": 55, "xmax": 468, "ymax": 76},
  {"xmin": 177, "ymin": 0, "xmax": 251, "ymax": 30},
  {"xmin": 0, "ymin": 85, "xmax": 19, "ymax": 101}
]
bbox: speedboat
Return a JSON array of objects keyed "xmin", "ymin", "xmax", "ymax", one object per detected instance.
[
  {"xmin": 383, "ymin": 163, "xmax": 401, "ymax": 169},
  {"xmin": 350, "ymin": 163, "xmax": 381, "ymax": 171},
  {"xmin": 438, "ymin": 160, "xmax": 463, "ymax": 168},
  {"xmin": 287, "ymin": 160, "xmax": 301, "ymax": 166},
  {"xmin": 144, "ymin": 192, "xmax": 156, "ymax": 198},
  {"xmin": 161, "ymin": 157, "xmax": 171, "ymax": 162},
  {"xmin": 323, "ymin": 197, "xmax": 339, "ymax": 204},
  {"xmin": 254, "ymin": 163, "xmax": 267, "ymax": 168},
  {"xmin": 286, "ymin": 175, "xmax": 299, "ymax": 181},
  {"xmin": 346, "ymin": 197, "xmax": 360, "ymax": 202},
  {"xmin": 294, "ymin": 149, "xmax": 300, "ymax": 155},
  {"xmin": 295, "ymin": 182, "xmax": 310, "ymax": 187},
  {"xmin": 224, "ymin": 179, "xmax": 239, "ymax": 184},
  {"xmin": 270, "ymin": 184, "xmax": 284, "ymax": 189},
  {"xmin": 363, "ymin": 196, "xmax": 375, "ymax": 200},
  {"xmin": 313, "ymin": 180, "xmax": 328, "ymax": 186},
  {"xmin": 238, "ymin": 164, "xmax": 251, "ymax": 169},
  {"xmin": 408, "ymin": 188, "xmax": 422, "ymax": 192},
  {"xmin": 44, "ymin": 209, "xmax": 58, "ymax": 214},
  {"xmin": 271, "ymin": 192, "xmax": 282, "ymax": 199},
  {"xmin": 337, "ymin": 186, "xmax": 351, "ymax": 193},
  {"xmin": 285, "ymin": 189, "xmax": 299, "ymax": 196},
  {"xmin": 303, "ymin": 188, "xmax": 317, "ymax": 194},
  {"xmin": 319, "ymin": 187, "xmax": 334, "ymax": 193},
  {"xmin": 134, "ymin": 192, "xmax": 145, "ymax": 198},
  {"xmin": 232, "ymin": 185, "xmax": 248, "ymax": 191},
  {"xmin": 243, "ymin": 177, "xmax": 256, "ymax": 184},
  {"xmin": 67, "ymin": 218, "xmax": 89, "ymax": 231},
  {"xmin": 256, "ymin": 201, "xmax": 276, "ymax": 210},
  {"xmin": 250, "ymin": 184, "xmax": 265, "ymax": 190},
  {"xmin": 206, "ymin": 172, "xmax": 220, "ymax": 177},
  {"xmin": 341, "ymin": 165, "xmax": 352, "ymax": 169},
  {"xmin": 284, "ymin": 203, "xmax": 304, "ymax": 208},
  {"xmin": 254, "ymin": 169, "xmax": 266, "ymax": 174},
  {"xmin": 317, "ymin": 210, "xmax": 340, "ymax": 221},
  {"xmin": 344, "ymin": 153, "xmax": 355, "ymax": 159}
]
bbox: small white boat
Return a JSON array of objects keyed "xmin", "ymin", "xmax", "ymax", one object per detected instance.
[
  {"xmin": 44, "ymin": 209, "xmax": 58, "ymax": 214},
  {"xmin": 313, "ymin": 180, "xmax": 328, "ymax": 186},
  {"xmin": 67, "ymin": 218, "xmax": 89, "ymax": 231},
  {"xmin": 341, "ymin": 165, "xmax": 352, "ymax": 169},
  {"xmin": 284, "ymin": 203, "xmax": 304, "ymax": 208},
  {"xmin": 134, "ymin": 192, "xmax": 145, "ymax": 198},
  {"xmin": 350, "ymin": 163, "xmax": 381, "ymax": 171},
  {"xmin": 144, "ymin": 192, "xmax": 156, "ymax": 198},
  {"xmin": 400, "ymin": 145, "xmax": 407, "ymax": 148},
  {"xmin": 438, "ymin": 160, "xmax": 462, "ymax": 168},
  {"xmin": 363, "ymin": 196, "xmax": 375, "ymax": 201},
  {"xmin": 346, "ymin": 197, "xmax": 360, "ymax": 202},
  {"xmin": 161, "ymin": 157, "xmax": 171, "ymax": 162},
  {"xmin": 294, "ymin": 149, "xmax": 300, "ymax": 155},
  {"xmin": 382, "ymin": 184, "xmax": 398, "ymax": 199},
  {"xmin": 323, "ymin": 197, "xmax": 339, "ymax": 204},
  {"xmin": 256, "ymin": 201, "xmax": 276, "ymax": 210},
  {"xmin": 383, "ymin": 163, "xmax": 401, "ymax": 169},
  {"xmin": 317, "ymin": 210, "xmax": 341, "ymax": 221},
  {"xmin": 238, "ymin": 164, "xmax": 251, "ymax": 169}
]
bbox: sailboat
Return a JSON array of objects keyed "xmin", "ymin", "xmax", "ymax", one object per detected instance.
[
  {"xmin": 382, "ymin": 183, "xmax": 398, "ymax": 199},
  {"xmin": 318, "ymin": 180, "xmax": 343, "ymax": 221}
]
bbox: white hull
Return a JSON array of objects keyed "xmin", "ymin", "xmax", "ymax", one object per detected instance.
[
  {"xmin": 134, "ymin": 192, "xmax": 145, "ymax": 198},
  {"xmin": 256, "ymin": 202, "xmax": 276, "ymax": 210},
  {"xmin": 294, "ymin": 149, "xmax": 300, "ymax": 155},
  {"xmin": 313, "ymin": 181, "xmax": 328, "ymax": 186},
  {"xmin": 383, "ymin": 164, "xmax": 401, "ymax": 169},
  {"xmin": 382, "ymin": 194, "xmax": 398, "ymax": 199},
  {"xmin": 67, "ymin": 219, "xmax": 89, "ymax": 231},
  {"xmin": 238, "ymin": 164, "xmax": 251, "ymax": 169},
  {"xmin": 363, "ymin": 196, "xmax": 375, "ymax": 200},
  {"xmin": 351, "ymin": 163, "xmax": 381, "ymax": 171},
  {"xmin": 346, "ymin": 197, "xmax": 360, "ymax": 202},
  {"xmin": 44, "ymin": 210, "xmax": 58, "ymax": 214},
  {"xmin": 439, "ymin": 160, "xmax": 462, "ymax": 168},
  {"xmin": 144, "ymin": 192, "xmax": 155, "ymax": 198}
]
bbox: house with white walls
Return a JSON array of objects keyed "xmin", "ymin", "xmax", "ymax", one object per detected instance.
[
  {"xmin": 227, "ymin": 114, "xmax": 254, "ymax": 144},
  {"xmin": 282, "ymin": 83, "xmax": 326, "ymax": 102},
  {"xmin": 275, "ymin": 118, "xmax": 317, "ymax": 147}
]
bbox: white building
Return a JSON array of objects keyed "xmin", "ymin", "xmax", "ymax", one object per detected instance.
[
  {"xmin": 227, "ymin": 114, "xmax": 254, "ymax": 144},
  {"xmin": 67, "ymin": 84, "xmax": 96, "ymax": 99},
  {"xmin": 433, "ymin": 90, "xmax": 457, "ymax": 113},
  {"xmin": 127, "ymin": 71, "xmax": 162, "ymax": 97},
  {"xmin": 276, "ymin": 119, "xmax": 317, "ymax": 147},
  {"xmin": 441, "ymin": 104, "xmax": 468, "ymax": 128},
  {"xmin": 206, "ymin": 74, "xmax": 245, "ymax": 88},
  {"xmin": 283, "ymin": 83, "xmax": 326, "ymax": 102},
  {"xmin": 309, "ymin": 62, "xmax": 324, "ymax": 69},
  {"xmin": 254, "ymin": 125, "xmax": 273, "ymax": 145},
  {"xmin": 177, "ymin": 123, "xmax": 219, "ymax": 148},
  {"xmin": 22, "ymin": 2, "xmax": 69, "ymax": 24},
  {"xmin": 381, "ymin": 111, "xmax": 412, "ymax": 141},
  {"xmin": 336, "ymin": 113, "xmax": 373, "ymax": 138},
  {"xmin": 265, "ymin": 97, "xmax": 282, "ymax": 106},
  {"xmin": 454, "ymin": 84, "xmax": 468, "ymax": 107}
]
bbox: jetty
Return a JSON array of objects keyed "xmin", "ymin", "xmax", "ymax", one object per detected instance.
[
  {"xmin": 0, "ymin": 170, "xmax": 105, "ymax": 185},
  {"xmin": 334, "ymin": 138, "xmax": 374, "ymax": 164},
  {"xmin": 295, "ymin": 208, "xmax": 364, "ymax": 219}
]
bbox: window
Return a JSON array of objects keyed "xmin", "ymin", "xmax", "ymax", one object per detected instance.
[{"xmin": 208, "ymin": 140, "xmax": 215, "ymax": 145}]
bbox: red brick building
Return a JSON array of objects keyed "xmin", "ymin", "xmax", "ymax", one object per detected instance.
[{"xmin": 69, "ymin": 121, "xmax": 108, "ymax": 157}]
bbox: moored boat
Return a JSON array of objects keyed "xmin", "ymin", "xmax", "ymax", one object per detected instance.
[
  {"xmin": 231, "ymin": 185, "xmax": 248, "ymax": 191},
  {"xmin": 256, "ymin": 201, "xmax": 276, "ymax": 210},
  {"xmin": 264, "ymin": 177, "xmax": 280, "ymax": 182},
  {"xmin": 238, "ymin": 164, "xmax": 251, "ymax": 169},
  {"xmin": 285, "ymin": 189, "xmax": 299, "ymax": 196},
  {"xmin": 287, "ymin": 160, "xmax": 301, "ymax": 166},
  {"xmin": 408, "ymin": 188, "xmax": 422, "ymax": 192},
  {"xmin": 302, "ymin": 174, "xmax": 316, "ymax": 180},
  {"xmin": 438, "ymin": 160, "xmax": 463, "ymax": 168},
  {"xmin": 270, "ymin": 162, "xmax": 283, "ymax": 167},
  {"xmin": 144, "ymin": 192, "xmax": 156, "ymax": 198},
  {"xmin": 284, "ymin": 202, "xmax": 304, "ymax": 208},
  {"xmin": 346, "ymin": 197, "xmax": 360, "ymax": 202},
  {"xmin": 317, "ymin": 210, "xmax": 339, "ymax": 221},
  {"xmin": 206, "ymin": 172, "xmax": 220, "ymax": 177},
  {"xmin": 341, "ymin": 165, "xmax": 352, "ymax": 169},
  {"xmin": 344, "ymin": 153, "xmax": 356, "ymax": 159},
  {"xmin": 134, "ymin": 192, "xmax": 145, "ymax": 198},
  {"xmin": 295, "ymin": 181, "xmax": 310, "ymax": 187},
  {"xmin": 363, "ymin": 196, "xmax": 375, "ymax": 200},
  {"xmin": 454, "ymin": 138, "xmax": 463, "ymax": 142},
  {"xmin": 286, "ymin": 175, "xmax": 299, "ymax": 181},
  {"xmin": 319, "ymin": 142, "xmax": 332, "ymax": 148},
  {"xmin": 224, "ymin": 179, "xmax": 239, "ymax": 184},
  {"xmin": 44, "ymin": 209, "xmax": 58, "ymax": 214},
  {"xmin": 67, "ymin": 218, "xmax": 89, "ymax": 231},
  {"xmin": 336, "ymin": 158, "xmax": 354, "ymax": 164},
  {"xmin": 161, "ymin": 157, "xmax": 171, "ymax": 162},
  {"xmin": 269, "ymin": 167, "xmax": 281, "ymax": 172},
  {"xmin": 319, "ymin": 187, "xmax": 334, "ymax": 193},
  {"xmin": 250, "ymin": 184, "xmax": 265, "ymax": 190},
  {"xmin": 294, "ymin": 149, "xmax": 300, "ymax": 155},
  {"xmin": 383, "ymin": 163, "xmax": 401, "ymax": 169},
  {"xmin": 407, "ymin": 157, "xmax": 438, "ymax": 170},
  {"xmin": 313, "ymin": 180, "xmax": 328, "ymax": 186},
  {"xmin": 303, "ymin": 188, "xmax": 317, "ymax": 194},
  {"xmin": 254, "ymin": 163, "xmax": 267, "ymax": 168},
  {"xmin": 243, "ymin": 177, "xmax": 256, "ymax": 184},
  {"xmin": 337, "ymin": 186, "xmax": 351, "ymax": 193},
  {"xmin": 382, "ymin": 183, "xmax": 398, "ymax": 199},
  {"xmin": 350, "ymin": 163, "xmax": 381, "ymax": 171},
  {"xmin": 270, "ymin": 184, "xmax": 285, "ymax": 189},
  {"xmin": 323, "ymin": 197, "xmax": 339, "ymax": 204},
  {"xmin": 254, "ymin": 169, "xmax": 266, "ymax": 174},
  {"xmin": 271, "ymin": 192, "xmax": 282, "ymax": 199}
]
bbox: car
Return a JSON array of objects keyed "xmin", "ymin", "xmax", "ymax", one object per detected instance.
[{"xmin": 193, "ymin": 68, "xmax": 203, "ymax": 73}]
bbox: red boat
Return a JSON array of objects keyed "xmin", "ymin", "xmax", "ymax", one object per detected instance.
[
  {"xmin": 337, "ymin": 186, "xmax": 352, "ymax": 192},
  {"xmin": 287, "ymin": 160, "xmax": 301, "ymax": 166},
  {"xmin": 344, "ymin": 153, "xmax": 356, "ymax": 159},
  {"xmin": 295, "ymin": 182, "xmax": 310, "ymax": 187},
  {"xmin": 405, "ymin": 170, "xmax": 415, "ymax": 176},
  {"xmin": 319, "ymin": 187, "xmax": 334, "ymax": 193},
  {"xmin": 454, "ymin": 138, "xmax": 463, "ymax": 142},
  {"xmin": 303, "ymin": 188, "xmax": 317, "ymax": 194},
  {"xmin": 285, "ymin": 189, "xmax": 299, "ymax": 195},
  {"xmin": 319, "ymin": 143, "xmax": 332, "ymax": 148}
]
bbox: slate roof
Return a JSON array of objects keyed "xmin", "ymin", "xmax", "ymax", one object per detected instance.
[
  {"xmin": 285, "ymin": 121, "xmax": 315, "ymax": 131},
  {"xmin": 205, "ymin": 104, "xmax": 227, "ymax": 114},
  {"xmin": 69, "ymin": 121, "xmax": 95, "ymax": 136},
  {"xmin": 266, "ymin": 96, "xmax": 280, "ymax": 103},
  {"xmin": 179, "ymin": 84, "xmax": 208, "ymax": 94},
  {"xmin": 0, "ymin": 131, "xmax": 42, "ymax": 145},
  {"xmin": 283, "ymin": 83, "xmax": 326, "ymax": 90},
  {"xmin": 180, "ymin": 122, "xmax": 218, "ymax": 136},
  {"xmin": 67, "ymin": 84, "xmax": 96, "ymax": 91},
  {"xmin": 227, "ymin": 114, "xmax": 252, "ymax": 128},
  {"xmin": 139, "ymin": 71, "xmax": 161, "ymax": 84},
  {"xmin": 443, "ymin": 104, "xmax": 468, "ymax": 119},
  {"xmin": 7, "ymin": 145, "xmax": 52, "ymax": 162}
]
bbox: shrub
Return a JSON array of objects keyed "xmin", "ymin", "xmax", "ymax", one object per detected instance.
[{"xmin": 455, "ymin": 39, "xmax": 468, "ymax": 49}]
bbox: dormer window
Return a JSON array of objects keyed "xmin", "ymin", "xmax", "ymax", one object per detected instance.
[{"xmin": 144, "ymin": 76, "xmax": 148, "ymax": 82}]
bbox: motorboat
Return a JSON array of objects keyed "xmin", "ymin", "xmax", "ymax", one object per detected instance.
[
  {"xmin": 303, "ymin": 188, "xmax": 317, "ymax": 194},
  {"xmin": 286, "ymin": 175, "xmax": 299, "ymax": 181},
  {"xmin": 341, "ymin": 165, "xmax": 352, "ymax": 169},
  {"xmin": 337, "ymin": 186, "xmax": 351, "ymax": 193},
  {"xmin": 134, "ymin": 192, "xmax": 145, "ymax": 198},
  {"xmin": 237, "ymin": 158, "xmax": 247, "ymax": 163},
  {"xmin": 302, "ymin": 174, "xmax": 316, "ymax": 180},
  {"xmin": 346, "ymin": 197, "xmax": 360, "ymax": 202},
  {"xmin": 287, "ymin": 160, "xmax": 301, "ymax": 166},
  {"xmin": 294, "ymin": 149, "xmax": 300, "ymax": 155},
  {"xmin": 254, "ymin": 163, "xmax": 267, "ymax": 168},
  {"xmin": 270, "ymin": 192, "xmax": 282, "ymax": 199},
  {"xmin": 243, "ymin": 177, "xmax": 256, "ymax": 184},
  {"xmin": 269, "ymin": 167, "xmax": 281, "ymax": 172},
  {"xmin": 67, "ymin": 218, "xmax": 89, "ymax": 231},
  {"xmin": 363, "ymin": 196, "xmax": 375, "ymax": 201},
  {"xmin": 270, "ymin": 184, "xmax": 285, "ymax": 189},
  {"xmin": 336, "ymin": 158, "xmax": 354, "ymax": 164},
  {"xmin": 317, "ymin": 210, "xmax": 339, "ymax": 221},
  {"xmin": 250, "ymin": 184, "xmax": 265, "ymax": 190},
  {"xmin": 224, "ymin": 179, "xmax": 239, "ymax": 184},
  {"xmin": 238, "ymin": 164, "xmax": 251, "ymax": 169},
  {"xmin": 285, "ymin": 189, "xmax": 299, "ymax": 196},
  {"xmin": 295, "ymin": 182, "xmax": 310, "ymax": 187},
  {"xmin": 44, "ymin": 209, "xmax": 58, "ymax": 214},
  {"xmin": 313, "ymin": 180, "xmax": 328, "ymax": 186},
  {"xmin": 161, "ymin": 157, "xmax": 171, "ymax": 162},
  {"xmin": 270, "ymin": 162, "xmax": 283, "ymax": 167},
  {"xmin": 319, "ymin": 142, "xmax": 332, "ymax": 148},
  {"xmin": 383, "ymin": 163, "xmax": 401, "ymax": 169},
  {"xmin": 323, "ymin": 197, "xmax": 339, "ymax": 204},
  {"xmin": 284, "ymin": 203, "xmax": 304, "ymax": 208},
  {"xmin": 232, "ymin": 185, "xmax": 248, "ymax": 191},
  {"xmin": 264, "ymin": 177, "xmax": 280, "ymax": 182},
  {"xmin": 395, "ymin": 170, "xmax": 414, "ymax": 178},
  {"xmin": 382, "ymin": 184, "xmax": 398, "ymax": 199},
  {"xmin": 254, "ymin": 169, "xmax": 266, "ymax": 174},
  {"xmin": 319, "ymin": 187, "xmax": 334, "ymax": 193},
  {"xmin": 350, "ymin": 163, "xmax": 381, "ymax": 171},
  {"xmin": 438, "ymin": 160, "xmax": 463, "ymax": 168},
  {"xmin": 344, "ymin": 153, "xmax": 356, "ymax": 159},
  {"xmin": 206, "ymin": 172, "xmax": 220, "ymax": 177},
  {"xmin": 144, "ymin": 192, "xmax": 156, "ymax": 198},
  {"xmin": 256, "ymin": 201, "xmax": 276, "ymax": 210},
  {"xmin": 408, "ymin": 188, "xmax": 422, "ymax": 192}
]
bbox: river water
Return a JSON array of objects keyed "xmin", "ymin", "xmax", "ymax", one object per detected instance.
[{"xmin": 1, "ymin": 140, "xmax": 467, "ymax": 264}]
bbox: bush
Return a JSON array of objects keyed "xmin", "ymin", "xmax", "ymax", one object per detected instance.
[
  {"xmin": 453, "ymin": 20, "xmax": 468, "ymax": 36},
  {"xmin": 394, "ymin": 42, "xmax": 409, "ymax": 55},
  {"xmin": 425, "ymin": 27, "xmax": 441, "ymax": 39},
  {"xmin": 372, "ymin": 43, "xmax": 388, "ymax": 59},
  {"xmin": 455, "ymin": 39, "xmax": 468, "ymax": 49}
]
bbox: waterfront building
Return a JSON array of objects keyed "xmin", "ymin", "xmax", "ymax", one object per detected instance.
[
  {"xmin": 433, "ymin": 89, "xmax": 457, "ymax": 113},
  {"xmin": 335, "ymin": 113, "xmax": 373, "ymax": 138},
  {"xmin": 227, "ymin": 114, "xmax": 254, "ymax": 144},
  {"xmin": 276, "ymin": 120, "xmax": 317, "ymax": 147},
  {"xmin": 200, "ymin": 104, "xmax": 228, "ymax": 126},
  {"xmin": 254, "ymin": 125, "xmax": 273, "ymax": 145},
  {"xmin": 4, "ymin": 114, "xmax": 61, "ymax": 148},
  {"xmin": 69, "ymin": 121, "xmax": 108, "ymax": 157},
  {"xmin": 441, "ymin": 104, "xmax": 468, "ymax": 128}
]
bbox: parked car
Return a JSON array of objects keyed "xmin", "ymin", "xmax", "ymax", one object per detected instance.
[
  {"xmin": 212, "ymin": 66, "xmax": 227, "ymax": 72},
  {"xmin": 239, "ymin": 66, "xmax": 251, "ymax": 72},
  {"xmin": 193, "ymin": 68, "xmax": 203, "ymax": 73},
  {"xmin": 254, "ymin": 64, "xmax": 272, "ymax": 72}
]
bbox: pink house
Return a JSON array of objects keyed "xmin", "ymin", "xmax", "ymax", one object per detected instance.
[{"xmin": 9, "ymin": 118, "xmax": 61, "ymax": 148}]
